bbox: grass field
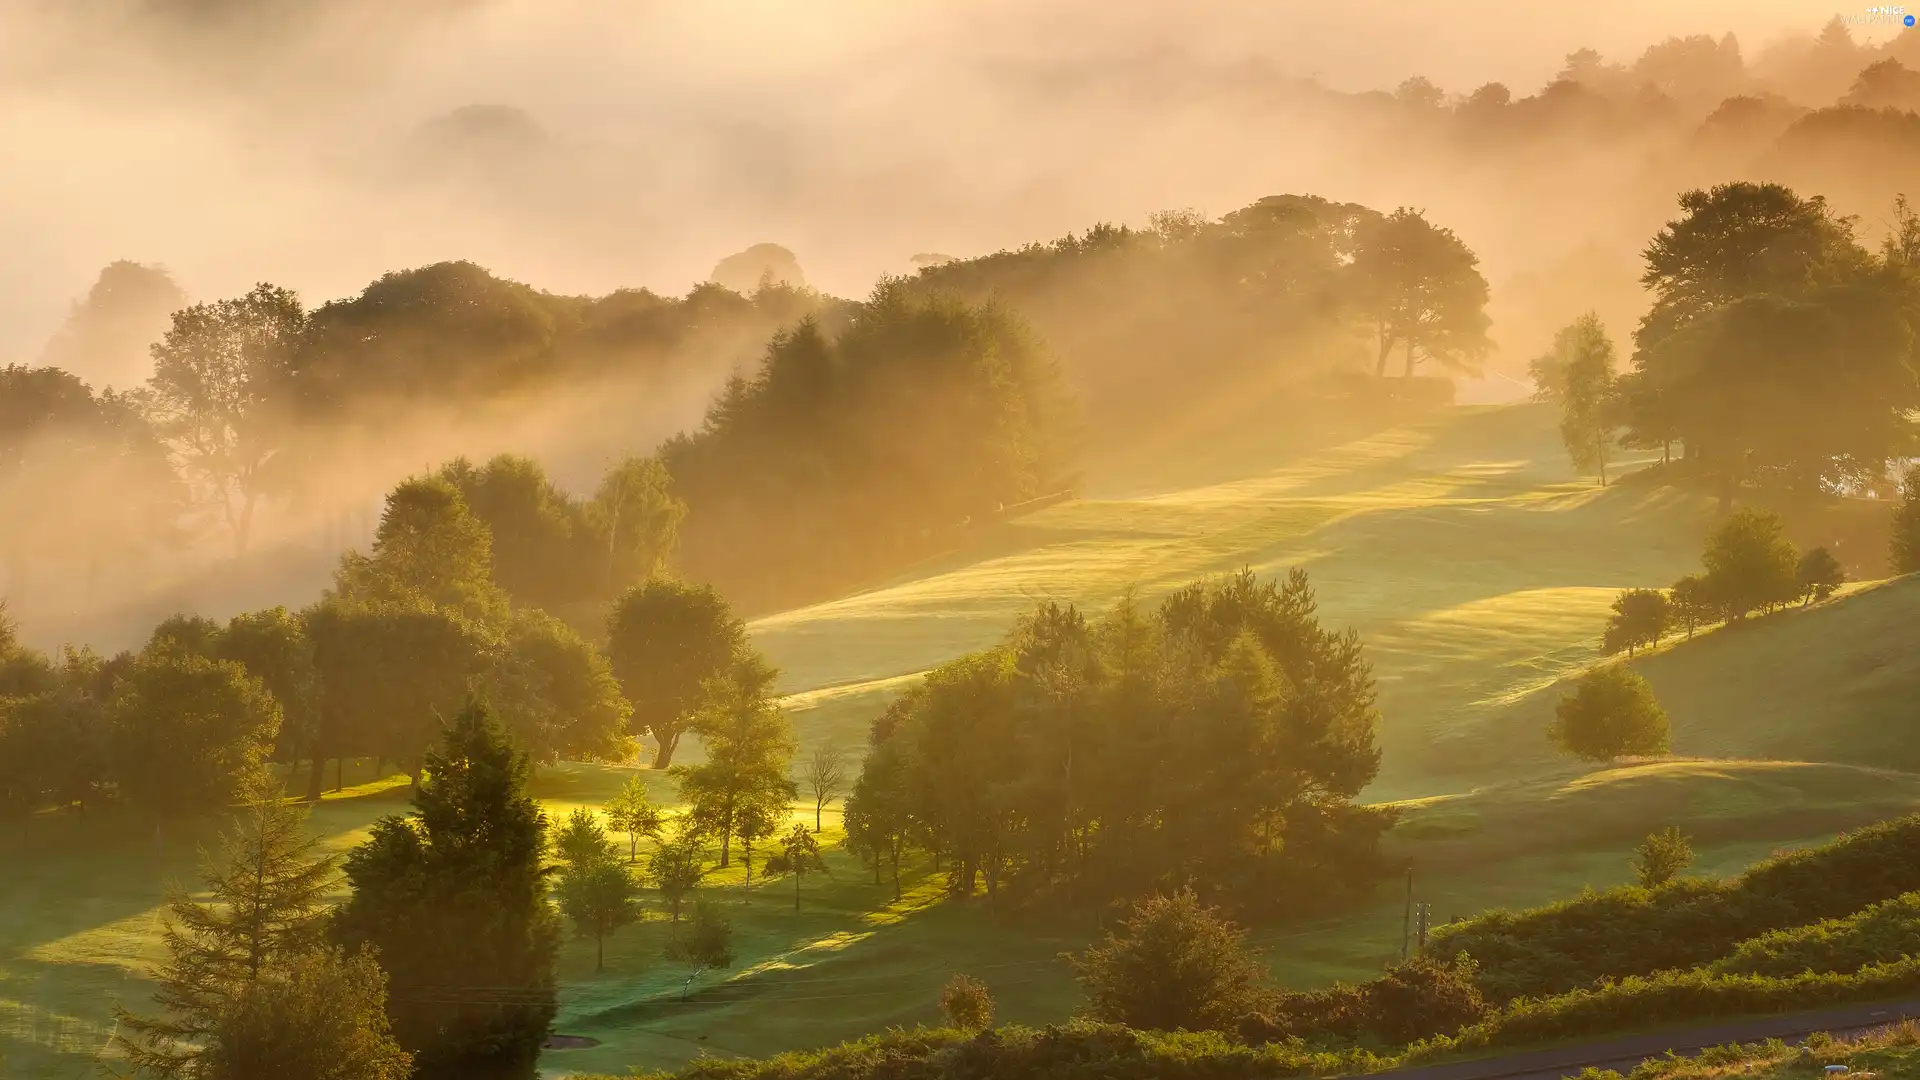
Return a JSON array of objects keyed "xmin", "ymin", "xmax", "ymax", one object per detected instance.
[{"xmin": 4, "ymin": 402, "xmax": 1915, "ymax": 1079}]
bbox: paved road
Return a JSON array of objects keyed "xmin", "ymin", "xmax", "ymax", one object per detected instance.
[{"xmin": 1377, "ymin": 999, "xmax": 1920, "ymax": 1080}]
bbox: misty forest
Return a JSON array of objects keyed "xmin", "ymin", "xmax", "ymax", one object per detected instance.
[{"xmin": 6, "ymin": 4, "xmax": 1920, "ymax": 1080}]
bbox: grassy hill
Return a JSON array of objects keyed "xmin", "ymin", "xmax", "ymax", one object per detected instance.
[{"xmin": 4, "ymin": 402, "xmax": 1915, "ymax": 1078}]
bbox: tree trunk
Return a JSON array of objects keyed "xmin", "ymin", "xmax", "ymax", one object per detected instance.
[
  {"xmin": 719, "ymin": 829, "xmax": 731, "ymax": 868},
  {"xmin": 1403, "ymin": 338, "xmax": 1417, "ymax": 378},
  {"xmin": 794, "ymin": 870, "xmax": 802, "ymax": 911},
  {"xmin": 652, "ymin": 729, "xmax": 680, "ymax": 770},
  {"xmin": 891, "ymin": 837, "xmax": 903, "ymax": 901},
  {"xmin": 408, "ymin": 760, "xmax": 421, "ymax": 797},
  {"xmin": 1375, "ymin": 326, "xmax": 1392, "ymax": 377},
  {"xmin": 815, "ymin": 801, "xmax": 823, "ymax": 832},
  {"xmin": 305, "ymin": 744, "xmax": 326, "ymax": 802},
  {"xmin": 335, "ymin": 757, "xmax": 345, "ymax": 793}
]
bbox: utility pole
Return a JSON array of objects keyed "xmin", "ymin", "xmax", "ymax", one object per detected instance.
[{"xmin": 1400, "ymin": 865, "xmax": 1414, "ymax": 962}]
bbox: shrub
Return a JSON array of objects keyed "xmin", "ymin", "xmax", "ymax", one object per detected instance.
[
  {"xmin": 1367, "ymin": 955, "xmax": 1490, "ymax": 1045},
  {"xmin": 1711, "ymin": 891, "xmax": 1920, "ymax": 977},
  {"xmin": 1633, "ymin": 827, "xmax": 1693, "ymax": 888},
  {"xmin": 1072, "ymin": 889, "xmax": 1265, "ymax": 1032},
  {"xmin": 666, "ymin": 899, "xmax": 734, "ymax": 970},
  {"xmin": 1431, "ymin": 813, "xmax": 1920, "ymax": 1003},
  {"xmin": 940, "ymin": 974, "xmax": 995, "ymax": 1032},
  {"xmin": 1549, "ymin": 665, "xmax": 1670, "ymax": 763}
]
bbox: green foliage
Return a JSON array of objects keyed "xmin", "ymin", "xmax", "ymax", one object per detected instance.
[
  {"xmin": 1892, "ymin": 465, "xmax": 1920, "ymax": 573},
  {"xmin": 1632, "ymin": 826, "xmax": 1694, "ymax": 888},
  {"xmin": 1703, "ymin": 508, "xmax": 1800, "ymax": 618},
  {"xmin": 671, "ymin": 652, "xmax": 796, "ymax": 871},
  {"xmin": 862, "ymin": 569, "xmax": 1387, "ymax": 912},
  {"xmin": 1667, "ymin": 574, "xmax": 1717, "ymax": 638},
  {"xmin": 1795, "ymin": 546, "xmax": 1845, "ymax": 605},
  {"xmin": 146, "ymin": 283, "xmax": 306, "ymax": 556},
  {"xmin": 765, "ymin": 822, "xmax": 828, "ymax": 911},
  {"xmin": 605, "ymin": 774, "xmax": 665, "ymax": 862},
  {"xmin": 333, "ymin": 701, "xmax": 560, "ymax": 1077},
  {"xmin": 1711, "ymin": 890, "xmax": 1920, "ymax": 977},
  {"xmin": 1602, "ymin": 589, "xmax": 1670, "ymax": 656},
  {"xmin": 606, "ymin": 578, "xmax": 747, "ymax": 769},
  {"xmin": 939, "ymin": 974, "xmax": 995, "ymax": 1032},
  {"xmin": 216, "ymin": 607, "xmax": 318, "ymax": 770},
  {"xmin": 108, "ymin": 645, "xmax": 280, "ymax": 822},
  {"xmin": 843, "ymin": 739, "xmax": 912, "ymax": 899},
  {"xmin": 650, "ymin": 824, "xmax": 707, "ymax": 924},
  {"xmin": 1552, "ymin": 314, "xmax": 1620, "ymax": 483},
  {"xmin": 113, "ymin": 777, "xmax": 341, "ymax": 1076},
  {"xmin": 332, "ymin": 476, "xmax": 508, "ymax": 628},
  {"xmin": 1431, "ymin": 812, "xmax": 1920, "ymax": 1003},
  {"xmin": 552, "ymin": 808, "xmax": 640, "ymax": 971},
  {"xmin": 1072, "ymin": 889, "xmax": 1266, "ymax": 1032},
  {"xmin": 666, "ymin": 899, "xmax": 734, "ymax": 970},
  {"xmin": 1241, "ymin": 955, "xmax": 1488, "ymax": 1047},
  {"xmin": 1548, "ymin": 665, "xmax": 1670, "ymax": 763},
  {"xmin": 489, "ymin": 608, "xmax": 634, "ymax": 764},
  {"xmin": 663, "ymin": 284, "xmax": 1074, "ymax": 609},
  {"xmin": 197, "ymin": 946, "xmax": 412, "ymax": 1080}
]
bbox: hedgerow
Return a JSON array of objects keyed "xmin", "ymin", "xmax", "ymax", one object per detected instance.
[
  {"xmin": 1430, "ymin": 814, "xmax": 1920, "ymax": 1001},
  {"xmin": 1710, "ymin": 891, "xmax": 1920, "ymax": 977}
]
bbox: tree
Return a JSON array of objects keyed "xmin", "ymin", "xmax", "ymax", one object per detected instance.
[
  {"xmin": 590, "ymin": 454, "xmax": 685, "ymax": 599},
  {"xmin": 1072, "ymin": 889, "xmax": 1265, "ymax": 1032},
  {"xmin": 1633, "ymin": 825, "xmax": 1694, "ymax": 888},
  {"xmin": 332, "ymin": 701, "xmax": 560, "ymax": 1078},
  {"xmin": 665, "ymin": 899, "xmax": 734, "ymax": 970},
  {"xmin": 217, "ymin": 607, "xmax": 318, "ymax": 777},
  {"xmin": 604, "ymin": 774, "xmax": 664, "ymax": 863},
  {"xmin": 40, "ymin": 260, "xmax": 185, "ymax": 391},
  {"xmin": 1893, "ymin": 465, "xmax": 1920, "ymax": 574},
  {"xmin": 1549, "ymin": 665, "xmax": 1671, "ymax": 763},
  {"xmin": 1795, "ymin": 546, "xmax": 1845, "ymax": 606},
  {"xmin": 939, "ymin": 974, "xmax": 995, "ymax": 1032},
  {"xmin": 672, "ymin": 652, "xmax": 796, "ymax": 869},
  {"xmin": 765, "ymin": 822, "xmax": 827, "ymax": 912},
  {"xmin": 650, "ymin": 823, "xmax": 707, "ymax": 926},
  {"xmin": 605, "ymin": 579, "xmax": 747, "ymax": 769},
  {"xmin": 1350, "ymin": 208, "xmax": 1493, "ymax": 378},
  {"xmin": 1669, "ymin": 574, "xmax": 1717, "ymax": 638},
  {"xmin": 195, "ymin": 946, "xmax": 412, "ymax": 1080},
  {"xmin": 1554, "ymin": 314, "xmax": 1620, "ymax": 485},
  {"xmin": 108, "ymin": 646, "xmax": 280, "ymax": 831},
  {"xmin": 332, "ymin": 476, "xmax": 507, "ymax": 629},
  {"xmin": 1702, "ymin": 508, "xmax": 1800, "ymax": 618},
  {"xmin": 145, "ymin": 283, "xmax": 305, "ymax": 556},
  {"xmin": 1602, "ymin": 588, "xmax": 1670, "ymax": 657},
  {"xmin": 490, "ymin": 609, "xmax": 634, "ymax": 764},
  {"xmin": 552, "ymin": 808, "xmax": 640, "ymax": 972},
  {"xmin": 113, "ymin": 773, "xmax": 339, "ymax": 1075},
  {"xmin": 842, "ymin": 741, "xmax": 912, "ymax": 900},
  {"xmin": 804, "ymin": 745, "xmax": 845, "ymax": 832}
]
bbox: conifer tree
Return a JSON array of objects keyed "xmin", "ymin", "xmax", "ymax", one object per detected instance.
[
  {"xmin": 333, "ymin": 700, "xmax": 560, "ymax": 1078},
  {"xmin": 113, "ymin": 773, "xmax": 339, "ymax": 1076}
]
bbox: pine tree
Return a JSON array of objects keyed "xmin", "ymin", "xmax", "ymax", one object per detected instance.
[
  {"xmin": 113, "ymin": 773, "xmax": 339, "ymax": 1077},
  {"xmin": 333, "ymin": 700, "xmax": 560, "ymax": 1079}
]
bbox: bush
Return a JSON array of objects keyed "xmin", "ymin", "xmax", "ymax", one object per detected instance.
[
  {"xmin": 1795, "ymin": 547, "xmax": 1845, "ymax": 605},
  {"xmin": 1431, "ymin": 813, "xmax": 1920, "ymax": 1003},
  {"xmin": 1711, "ymin": 891, "xmax": 1920, "ymax": 977},
  {"xmin": 1072, "ymin": 889, "xmax": 1265, "ymax": 1032},
  {"xmin": 666, "ymin": 899, "xmax": 734, "ymax": 970},
  {"xmin": 1632, "ymin": 827, "xmax": 1693, "ymax": 888},
  {"xmin": 1367, "ymin": 955, "xmax": 1490, "ymax": 1045},
  {"xmin": 1548, "ymin": 665, "xmax": 1670, "ymax": 763},
  {"xmin": 1893, "ymin": 465, "xmax": 1920, "ymax": 574},
  {"xmin": 940, "ymin": 974, "xmax": 995, "ymax": 1032}
]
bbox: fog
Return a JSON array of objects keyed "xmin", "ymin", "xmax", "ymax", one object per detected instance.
[
  {"xmin": 0, "ymin": 0, "xmax": 1875, "ymax": 360},
  {"xmin": 3, "ymin": 0, "xmax": 1910, "ymax": 650}
]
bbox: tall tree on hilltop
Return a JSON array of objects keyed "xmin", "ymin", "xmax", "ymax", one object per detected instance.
[
  {"xmin": 333, "ymin": 700, "xmax": 560, "ymax": 1079},
  {"xmin": 145, "ymin": 283, "xmax": 305, "ymax": 557},
  {"xmin": 1350, "ymin": 208, "xmax": 1493, "ymax": 378},
  {"xmin": 671, "ymin": 651, "xmax": 796, "ymax": 869},
  {"xmin": 605, "ymin": 578, "xmax": 746, "ymax": 768},
  {"xmin": 113, "ymin": 773, "xmax": 344, "ymax": 1076}
]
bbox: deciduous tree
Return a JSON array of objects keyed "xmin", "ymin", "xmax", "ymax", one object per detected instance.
[
  {"xmin": 671, "ymin": 652, "xmax": 796, "ymax": 869},
  {"xmin": 1633, "ymin": 825, "xmax": 1694, "ymax": 888},
  {"xmin": 1549, "ymin": 665, "xmax": 1671, "ymax": 763},
  {"xmin": 552, "ymin": 808, "xmax": 639, "ymax": 972},
  {"xmin": 606, "ymin": 579, "xmax": 746, "ymax": 769},
  {"xmin": 1603, "ymin": 588, "xmax": 1670, "ymax": 656},
  {"xmin": 804, "ymin": 745, "xmax": 845, "ymax": 832},
  {"xmin": 766, "ymin": 822, "xmax": 827, "ymax": 911},
  {"xmin": 1351, "ymin": 208, "xmax": 1493, "ymax": 378},
  {"xmin": 604, "ymin": 774, "xmax": 664, "ymax": 863},
  {"xmin": 108, "ymin": 646, "xmax": 279, "ymax": 830},
  {"xmin": 1795, "ymin": 546, "xmax": 1845, "ymax": 605},
  {"xmin": 1702, "ymin": 508, "xmax": 1800, "ymax": 618},
  {"xmin": 1072, "ymin": 889, "xmax": 1265, "ymax": 1032},
  {"xmin": 1892, "ymin": 465, "xmax": 1920, "ymax": 574}
]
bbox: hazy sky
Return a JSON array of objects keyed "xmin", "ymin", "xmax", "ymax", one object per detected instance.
[{"xmin": 0, "ymin": 0, "xmax": 1880, "ymax": 362}]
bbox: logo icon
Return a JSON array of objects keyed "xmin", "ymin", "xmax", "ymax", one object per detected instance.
[{"xmin": 1908, "ymin": 12, "xmax": 1917, "ymax": 24}]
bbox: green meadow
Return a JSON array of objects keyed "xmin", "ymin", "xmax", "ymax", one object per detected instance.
[{"xmin": 5, "ymin": 402, "xmax": 1916, "ymax": 1079}]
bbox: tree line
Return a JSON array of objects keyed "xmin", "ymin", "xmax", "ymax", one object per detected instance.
[
  {"xmin": 1533, "ymin": 182, "xmax": 1920, "ymax": 506},
  {"xmin": 841, "ymin": 568, "xmax": 1389, "ymax": 915}
]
